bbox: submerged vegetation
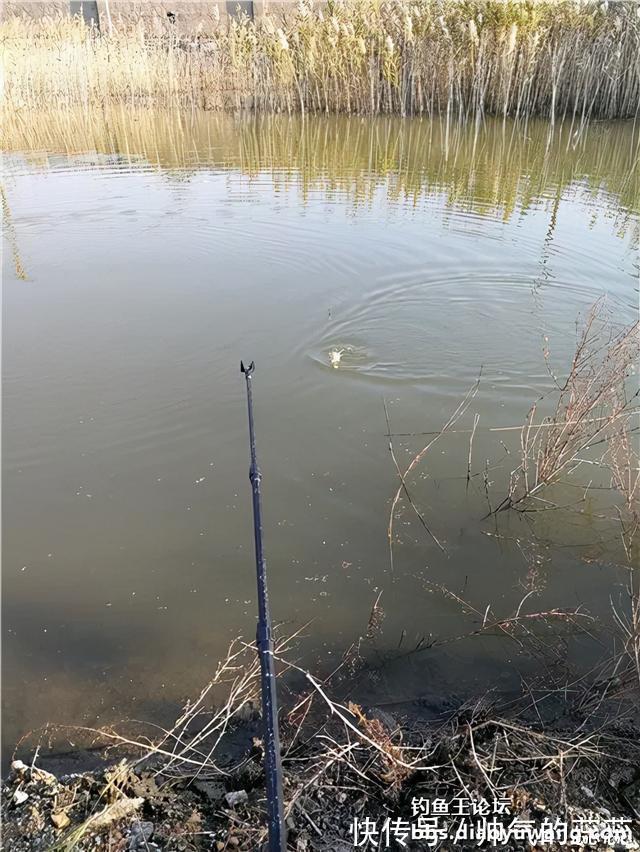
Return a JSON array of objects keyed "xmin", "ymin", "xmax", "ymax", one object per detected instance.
[{"xmin": 3, "ymin": 0, "xmax": 640, "ymax": 118}]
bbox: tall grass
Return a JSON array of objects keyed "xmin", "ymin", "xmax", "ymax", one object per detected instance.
[{"xmin": 3, "ymin": 1, "xmax": 639, "ymax": 119}]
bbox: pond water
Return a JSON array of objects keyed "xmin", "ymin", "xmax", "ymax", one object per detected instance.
[{"xmin": 2, "ymin": 113, "xmax": 638, "ymax": 761}]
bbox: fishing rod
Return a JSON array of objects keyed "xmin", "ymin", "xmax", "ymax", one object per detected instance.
[{"xmin": 240, "ymin": 360, "xmax": 286, "ymax": 852}]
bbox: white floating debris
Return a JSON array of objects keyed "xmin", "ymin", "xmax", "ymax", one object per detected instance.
[
  {"xmin": 329, "ymin": 348, "xmax": 344, "ymax": 368},
  {"xmin": 13, "ymin": 789, "xmax": 28, "ymax": 805}
]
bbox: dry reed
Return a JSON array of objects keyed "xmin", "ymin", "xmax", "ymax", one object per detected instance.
[
  {"xmin": 3, "ymin": 1, "xmax": 639, "ymax": 118},
  {"xmin": 494, "ymin": 302, "xmax": 639, "ymax": 518}
]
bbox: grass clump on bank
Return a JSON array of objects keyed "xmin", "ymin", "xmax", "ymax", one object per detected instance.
[{"xmin": 3, "ymin": 1, "xmax": 639, "ymax": 118}]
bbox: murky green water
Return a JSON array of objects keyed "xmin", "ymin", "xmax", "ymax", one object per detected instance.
[{"xmin": 2, "ymin": 113, "xmax": 638, "ymax": 760}]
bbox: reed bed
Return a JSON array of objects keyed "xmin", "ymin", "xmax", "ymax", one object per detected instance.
[{"xmin": 3, "ymin": 0, "xmax": 640, "ymax": 118}]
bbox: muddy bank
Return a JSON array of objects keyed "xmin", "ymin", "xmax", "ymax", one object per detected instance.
[
  {"xmin": 3, "ymin": 682, "xmax": 640, "ymax": 851},
  {"xmin": 4, "ymin": 604, "xmax": 640, "ymax": 850}
]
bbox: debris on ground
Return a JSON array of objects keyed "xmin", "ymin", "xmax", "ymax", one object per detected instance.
[
  {"xmin": 3, "ymin": 707, "xmax": 640, "ymax": 851},
  {"xmin": 4, "ymin": 635, "xmax": 640, "ymax": 850}
]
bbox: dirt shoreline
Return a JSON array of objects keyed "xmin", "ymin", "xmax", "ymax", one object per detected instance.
[{"xmin": 3, "ymin": 688, "xmax": 640, "ymax": 851}]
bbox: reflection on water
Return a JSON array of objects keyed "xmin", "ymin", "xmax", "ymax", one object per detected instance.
[
  {"xmin": 6, "ymin": 110, "xmax": 640, "ymax": 216},
  {"xmin": 2, "ymin": 111, "xmax": 638, "ymax": 761}
]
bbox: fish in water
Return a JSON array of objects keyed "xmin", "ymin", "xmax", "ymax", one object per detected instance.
[{"xmin": 329, "ymin": 348, "xmax": 345, "ymax": 368}]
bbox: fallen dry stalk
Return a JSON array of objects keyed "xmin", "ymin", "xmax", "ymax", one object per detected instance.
[
  {"xmin": 418, "ymin": 579, "xmax": 597, "ymax": 668},
  {"xmin": 612, "ymin": 568, "xmax": 640, "ymax": 695},
  {"xmin": 384, "ymin": 397, "xmax": 446, "ymax": 560},
  {"xmin": 386, "ymin": 371, "xmax": 481, "ymax": 567}
]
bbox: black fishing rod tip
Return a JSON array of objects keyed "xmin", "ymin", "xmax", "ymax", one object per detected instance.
[{"xmin": 240, "ymin": 360, "xmax": 255, "ymax": 375}]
